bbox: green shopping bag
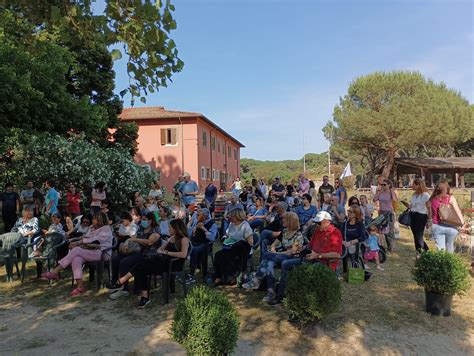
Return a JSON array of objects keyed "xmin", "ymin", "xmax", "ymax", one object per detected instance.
[{"xmin": 348, "ymin": 265, "xmax": 365, "ymax": 285}]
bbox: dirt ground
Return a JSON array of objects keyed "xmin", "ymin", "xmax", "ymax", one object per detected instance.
[{"xmin": 1, "ymin": 229, "xmax": 473, "ymax": 355}]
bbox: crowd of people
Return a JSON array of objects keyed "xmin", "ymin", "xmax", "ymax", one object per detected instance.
[{"xmin": 0, "ymin": 171, "xmax": 467, "ymax": 308}]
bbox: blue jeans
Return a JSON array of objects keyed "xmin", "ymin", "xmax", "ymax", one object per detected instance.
[
  {"xmin": 259, "ymin": 230, "xmax": 276, "ymax": 262},
  {"xmin": 431, "ymin": 224, "xmax": 458, "ymax": 253},
  {"xmin": 256, "ymin": 252, "xmax": 296, "ymax": 291},
  {"xmin": 249, "ymin": 219, "xmax": 264, "ymax": 231},
  {"xmin": 189, "ymin": 243, "xmax": 208, "ymax": 274},
  {"xmin": 275, "ymin": 257, "xmax": 303, "ymax": 298}
]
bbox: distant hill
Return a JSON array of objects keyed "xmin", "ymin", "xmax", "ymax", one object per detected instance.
[{"xmin": 240, "ymin": 153, "xmax": 330, "ymax": 184}]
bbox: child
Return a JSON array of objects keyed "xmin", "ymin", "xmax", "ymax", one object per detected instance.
[
  {"xmin": 30, "ymin": 212, "xmax": 65, "ymax": 257},
  {"xmin": 364, "ymin": 225, "xmax": 384, "ymax": 271}
]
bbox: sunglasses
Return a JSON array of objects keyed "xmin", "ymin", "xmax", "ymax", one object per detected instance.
[{"xmin": 381, "ymin": 184, "xmax": 387, "ymax": 186}]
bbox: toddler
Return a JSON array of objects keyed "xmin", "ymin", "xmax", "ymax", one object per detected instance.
[{"xmin": 364, "ymin": 225, "xmax": 384, "ymax": 271}]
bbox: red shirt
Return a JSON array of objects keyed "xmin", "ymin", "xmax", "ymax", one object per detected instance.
[
  {"xmin": 308, "ymin": 224, "xmax": 342, "ymax": 271},
  {"xmin": 66, "ymin": 191, "xmax": 81, "ymax": 215}
]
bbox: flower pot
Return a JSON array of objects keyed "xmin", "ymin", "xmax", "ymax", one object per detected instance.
[{"xmin": 425, "ymin": 291, "xmax": 453, "ymax": 316}]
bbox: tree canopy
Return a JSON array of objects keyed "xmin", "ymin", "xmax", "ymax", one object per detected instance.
[
  {"xmin": 1, "ymin": 0, "xmax": 183, "ymax": 104},
  {"xmin": 324, "ymin": 71, "xmax": 473, "ymax": 178}
]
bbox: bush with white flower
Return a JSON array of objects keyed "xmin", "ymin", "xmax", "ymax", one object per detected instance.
[{"xmin": 1, "ymin": 133, "xmax": 156, "ymax": 209}]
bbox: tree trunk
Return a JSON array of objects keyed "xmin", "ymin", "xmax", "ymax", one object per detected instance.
[{"xmin": 382, "ymin": 148, "xmax": 397, "ymax": 179}]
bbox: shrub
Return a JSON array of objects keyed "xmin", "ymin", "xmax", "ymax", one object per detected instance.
[
  {"xmin": 0, "ymin": 133, "xmax": 156, "ymax": 210},
  {"xmin": 171, "ymin": 286, "xmax": 239, "ymax": 355},
  {"xmin": 284, "ymin": 263, "xmax": 342, "ymax": 324},
  {"xmin": 412, "ymin": 250, "xmax": 471, "ymax": 296}
]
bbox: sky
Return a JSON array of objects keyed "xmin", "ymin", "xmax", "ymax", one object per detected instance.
[{"xmin": 100, "ymin": 0, "xmax": 473, "ymax": 161}]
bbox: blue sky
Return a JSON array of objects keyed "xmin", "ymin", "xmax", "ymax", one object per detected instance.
[{"xmin": 103, "ymin": 0, "xmax": 473, "ymax": 161}]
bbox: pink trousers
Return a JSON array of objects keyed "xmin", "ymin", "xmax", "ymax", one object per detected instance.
[{"xmin": 59, "ymin": 247, "xmax": 102, "ymax": 280}]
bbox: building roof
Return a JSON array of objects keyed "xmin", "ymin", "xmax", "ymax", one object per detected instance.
[
  {"xmin": 120, "ymin": 106, "xmax": 245, "ymax": 147},
  {"xmin": 395, "ymin": 157, "xmax": 474, "ymax": 172}
]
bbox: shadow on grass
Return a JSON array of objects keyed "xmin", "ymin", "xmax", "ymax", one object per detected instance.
[{"xmin": 0, "ymin": 228, "xmax": 473, "ymax": 355}]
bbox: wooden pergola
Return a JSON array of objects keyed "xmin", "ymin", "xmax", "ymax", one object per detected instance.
[{"xmin": 395, "ymin": 157, "xmax": 474, "ymax": 188}]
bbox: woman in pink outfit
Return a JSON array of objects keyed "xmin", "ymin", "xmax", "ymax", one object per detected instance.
[{"xmin": 41, "ymin": 212, "xmax": 113, "ymax": 296}]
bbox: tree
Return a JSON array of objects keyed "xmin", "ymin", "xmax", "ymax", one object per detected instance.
[
  {"xmin": 324, "ymin": 71, "xmax": 473, "ymax": 178},
  {"xmin": 1, "ymin": 0, "xmax": 183, "ymax": 104}
]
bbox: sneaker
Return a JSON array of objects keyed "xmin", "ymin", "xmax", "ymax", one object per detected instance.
[
  {"xmin": 364, "ymin": 264, "xmax": 371, "ymax": 270},
  {"xmin": 376, "ymin": 266, "xmax": 384, "ymax": 271},
  {"xmin": 109, "ymin": 290, "xmax": 129, "ymax": 300},
  {"xmin": 70, "ymin": 287, "xmax": 86, "ymax": 297},
  {"xmin": 40, "ymin": 271, "xmax": 59, "ymax": 280},
  {"xmin": 267, "ymin": 296, "xmax": 283, "ymax": 306},
  {"xmin": 184, "ymin": 274, "xmax": 196, "ymax": 285},
  {"xmin": 242, "ymin": 278, "xmax": 261, "ymax": 290},
  {"xmin": 137, "ymin": 297, "xmax": 151, "ymax": 309},
  {"xmin": 262, "ymin": 290, "xmax": 276, "ymax": 303},
  {"xmin": 106, "ymin": 282, "xmax": 123, "ymax": 293}
]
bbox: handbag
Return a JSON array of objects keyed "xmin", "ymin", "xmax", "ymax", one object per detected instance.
[
  {"xmin": 439, "ymin": 199, "xmax": 462, "ymax": 227},
  {"xmin": 348, "ymin": 263, "xmax": 364, "ymax": 284},
  {"xmin": 398, "ymin": 209, "xmax": 411, "ymax": 227},
  {"xmin": 119, "ymin": 240, "xmax": 141, "ymax": 255}
]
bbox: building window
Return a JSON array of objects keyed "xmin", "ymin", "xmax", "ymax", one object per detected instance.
[
  {"xmin": 160, "ymin": 128, "xmax": 177, "ymax": 145},
  {"xmin": 212, "ymin": 169, "xmax": 215, "ymax": 180},
  {"xmin": 211, "ymin": 137, "xmax": 216, "ymax": 151},
  {"xmin": 234, "ymin": 148, "xmax": 238, "ymax": 160},
  {"xmin": 217, "ymin": 141, "xmax": 221, "ymax": 154},
  {"xmin": 206, "ymin": 168, "xmax": 210, "ymax": 180},
  {"xmin": 215, "ymin": 169, "xmax": 219, "ymax": 180},
  {"xmin": 202, "ymin": 130, "xmax": 207, "ymax": 147},
  {"xmin": 201, "ymin": 166, "xmax": 206, "ymax": 180},
  {"xmin": 228, "ymin": 146, "xmax": 231, "ymax": 157}
]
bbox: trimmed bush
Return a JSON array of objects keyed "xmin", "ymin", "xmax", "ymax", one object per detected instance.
[
  {"xmin": 412, "ymin": 250, "xmax": 471, "ymax": 296},
  {"xmin": 171, "ymin": 286, "xmax": 239, "ymax": 355},
  {"xmin": 284, "ymin": 263, "xmax": 342, "ymax": 324}
]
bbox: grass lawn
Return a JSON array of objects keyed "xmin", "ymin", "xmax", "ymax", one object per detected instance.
[{"xmin": 0, "ymin": 227, "xmax": 473, "ymax": 355}]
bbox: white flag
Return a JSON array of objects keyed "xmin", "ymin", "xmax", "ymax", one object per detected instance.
[{"xmin": 340, "ymin": 163, "xmax": 352, "ymax": 180}]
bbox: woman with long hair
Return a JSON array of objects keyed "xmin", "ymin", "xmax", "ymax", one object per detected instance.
[
  {"xmin": 41, "ymin": 212, "xmax": 113, "ymax": 296},
  {"xmin": 117, "ymin": 219, "xmax": 190, "ymax": 308},
  {"xmin": 428, "ymin": 180, "xmax": 464, "ymax": 252},
  {"xmin": 341, "ymin": 205, "xmax": 367, "ymax": 272},
  {"xmin": 409, "ymin": 178, "xmax": 430, "ymax": 254},
  {"xmin": 373, "ymin": 179, "xmax": 398, "ymax": 251}
]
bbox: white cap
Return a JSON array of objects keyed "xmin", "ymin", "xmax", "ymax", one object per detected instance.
[{"xmin": 312, "ymin": 211, "xmax": 332, "ymax": 223}]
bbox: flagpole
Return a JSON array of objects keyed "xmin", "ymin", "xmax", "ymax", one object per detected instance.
[
  {"xmin": 328, "ymin": 141, "xmax": 331, "ymax": 177},
  {"xmin": 303, "ymin": 131, "xmax": 306, "ymax": 173}
]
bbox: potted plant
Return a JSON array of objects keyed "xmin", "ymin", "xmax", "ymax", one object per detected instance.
[{"xmin": 412, "ymin": 250, "xmax": 471, "ymax": 316}]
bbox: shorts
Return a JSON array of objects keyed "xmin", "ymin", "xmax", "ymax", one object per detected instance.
[{"xmin": 364, "ymin": 250, "xmax": 379, "ymax": 261}]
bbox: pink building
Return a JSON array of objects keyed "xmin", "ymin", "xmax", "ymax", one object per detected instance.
[{"xmin": 120, "ymin": 106, "xmax": 244, "ymax": 192}]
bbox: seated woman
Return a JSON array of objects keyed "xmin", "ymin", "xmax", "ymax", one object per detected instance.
[
  {"xmin": 31, "ymin": 212, "xmax": 65, "ymax": 257},
  {"xmin": 117, "ymin": 219, "xmax": 190, "ymax": 308},
  {"xmin": 243, "ymin": 212, "xmax": 306, "ymax": 302},
  {"xmin": 116, "ymin": 211, "xmax": 139, "ymax": 243},
  {"xmin": 108, "ymin": 212, "xmax": 161, "ymax": 299},
  {"xmin": 41, "ymin": 212, "xmax": 113, "ymax": 296},
  {"xmin": 321, "ymin": 193, "xmax": 331, "ymax": 211},
  {"xmin": 10, "ymin": 206, "xmax": 39, "ymax": 244},
  {"xmin": 171, "ymin": 194, "xmax": 187, "ymax": 221},
  {"xmin": 348, "ymin": 196, "xmax": 365, "ymax": 221},
  {"xmin": 341, "ymin": 205, "xmax": 366, "ymax": 273},
  {"xmin": 213, "ymin": 208, "xmax": 254, "ymax": 286},
  {"xmin": 65, "ymin": 214, "xmax": 92, "ymax": 239},
  {"xmin": 247, "ymin": 197, "xmax": 267, "ymax": 231},
  {"xmin": 157, "ymin": 205, "xmax": 171, "ymax": 239},
  {"xmin": 294, "ymin": 193, "xmax": 318, "ymax": 233}
]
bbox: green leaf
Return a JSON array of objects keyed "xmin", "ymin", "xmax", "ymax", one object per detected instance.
[{"xmin": 111, "ymin": 49, "xmax": 122, "ymax": 61}]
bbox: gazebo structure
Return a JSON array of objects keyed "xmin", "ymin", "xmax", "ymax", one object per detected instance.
[{"xmin": 395, "ymin": 157, "xmax": 474, "ymax": 188}]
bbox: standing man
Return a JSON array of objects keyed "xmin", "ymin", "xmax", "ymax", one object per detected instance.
[
  {"xmin": 0, "ymin": 182, "xmax": 20, "ymax": 233},
  {"xmin": 44, "ymin": 179, "xmax": 59, "ymax": 216},
  {"xmin": 271, "ymin": 176, "xmax": 286, "ymax": 202},
  {"xmin": 204, "ymin": 179, "xmax": 218, "ymax": 215},
  {"xmin": 318, "ymin": 176, "xmax": 334, "ymax": 205},
  {"xmin": 297, "ymin": 174, "xmax": 310, "ymax": 196},
  {"xmin": 173, "ymin": 175, "xmax": 184, "ymax": 197},
  {"xmin": 20, "ymin": 180, "xmax": 36, "ymax": 212},
  {"xmin": 179, "ymin": 172, "xmax": 199, "ymax": 210},
  {"xmin": 334, "ymin": 178, "xmax": 347, "ymax": 207}
]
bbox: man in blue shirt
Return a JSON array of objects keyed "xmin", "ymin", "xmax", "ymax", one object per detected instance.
[
  {"xmin": 204, "ymin": 179, "xmax": 218, "ymax": 214},
  {"xmin": 179, "ymin": 172, "xmax": 199, "ymax": 208},
  {"xmin": 44, "ymin": 179, "xmax": 59, "ymax": 216}
]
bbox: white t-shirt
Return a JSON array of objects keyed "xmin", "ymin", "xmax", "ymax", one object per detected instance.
[
  {"xmin": 118, "ymin": 223, "xmax": 139, "ymax": 237},
  {"xmin": 410, "ymin": 192, "xmax": 430, "ymax": 215},
  {"xmin": 226, "ymin": 221, "xmax": 253, "ymax": 242}
]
